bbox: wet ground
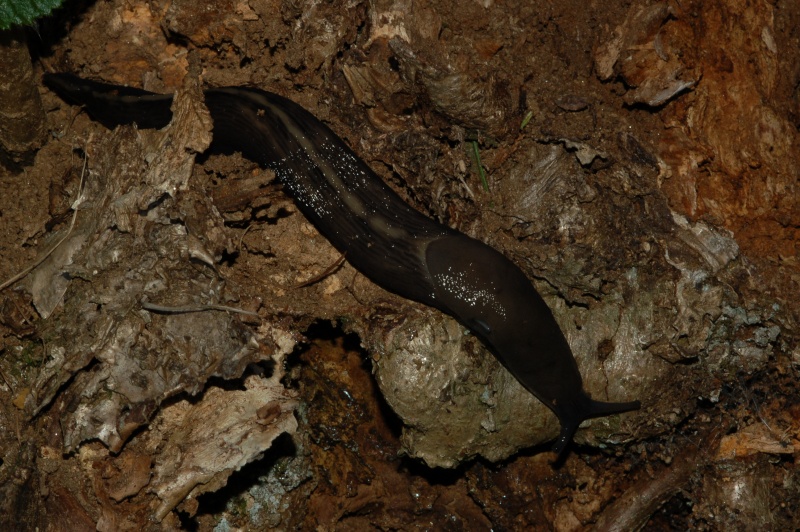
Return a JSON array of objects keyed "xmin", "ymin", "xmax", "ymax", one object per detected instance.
[{"xmin": 1, "ymin": 0, "xmax": 798, "ymax": 529}]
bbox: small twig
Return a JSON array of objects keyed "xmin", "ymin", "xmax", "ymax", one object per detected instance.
[
  {"xmin": 292, "ymin": 252, "xmax": 347, "ymax": 289},
  {"xmin": 0, "ymin": 365, "xmax": 12, "ymax": 393},
  {"xmin": 592, "ymin": 422, "xmax": 729, "ymax": 532},
  {"xmin": 237, "ymin": 224, "xmax": 253, "ymax": 252},
  {"xmin": 456, "ymin": 173, "xmax": 476, "ymax": 201},
  {"xmin": 141, "ymin": 301, "xmax": 260, "ymax": 318},
  {"xmin": 0, "ymin": 155, "xmax": 88, "ymax": 293}
]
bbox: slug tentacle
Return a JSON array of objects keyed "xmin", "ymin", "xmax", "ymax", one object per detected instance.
[{"xmin": 43, "ymin": 72, "xmax": 640, "ymax": 457}]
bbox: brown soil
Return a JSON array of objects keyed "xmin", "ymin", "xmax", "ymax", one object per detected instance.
[{"xmin": 1, "ymin": 0, "xmax": 798, "ymax": 530}]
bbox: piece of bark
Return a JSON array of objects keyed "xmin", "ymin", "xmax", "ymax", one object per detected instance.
[{"xmin": 0, "ymin": 28, "xmax": 46, "ymax": 170}]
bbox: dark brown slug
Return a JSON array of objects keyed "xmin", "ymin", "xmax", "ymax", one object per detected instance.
[{"xmin": 43, "ymin": 72, "xmax": 640, "ymax": 456}]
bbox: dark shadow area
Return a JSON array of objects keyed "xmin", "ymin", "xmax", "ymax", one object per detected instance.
[
  {"xmin": 28, "ymin": 0, "xmax": 97, "ymax": 60},
  {"xmin": 187, "ymin": 432, "xmax": 298, "ymax": 525}
]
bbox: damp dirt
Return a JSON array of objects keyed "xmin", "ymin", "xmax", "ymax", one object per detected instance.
[{"xmin": 1, "ymin": 0, "xmax": 798, "ymax": 530}]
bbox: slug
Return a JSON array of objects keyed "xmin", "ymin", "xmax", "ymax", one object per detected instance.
[{"xmin": 43, "ymin": 72, "xmax": 640, "ymax": 456}]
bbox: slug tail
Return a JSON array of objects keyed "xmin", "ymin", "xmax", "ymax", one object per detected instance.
[
  {"xmin": 43, "ymin": 73, "xmax": 174, "ymax": 130},
  {"xmin": 550, "ymin": 398, "xmax": 640, "ymax": 459},
  {"xmin": 551, "ymin": 422, "xmax": 581, "ymax": 459}
]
